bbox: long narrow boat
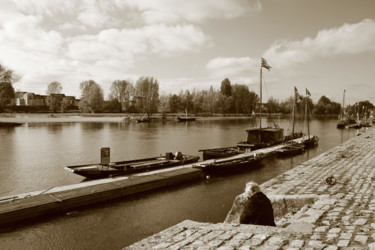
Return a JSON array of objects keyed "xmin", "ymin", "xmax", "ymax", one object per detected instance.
[
  {"xmin": 193, "ymin": 152, "xmax": 265, "ymax": 174},
  {"xmin": 65, "ymin": 152, "xmax": 200, "ymax": 179},
  {"xmin": 177, "ymin": 116, "xmax": 196, "ymax": 122},
  {"xmin": 136, "ymin": 116, "xmax": 151, "ymax": 123},
  {"xmin": 0, "ymin": 122, "xmax": 23, "ymax": 127},
  {"xmin": 177, "ymin": 108, "xmax": 196, "ymax": 122},
  {"xmin": 199, "ymin": 146, "xmax": 244, "ymax": 161},
  {"xmin": 277, "ymin": 144, "xmax": 305, "ymax": 157}
]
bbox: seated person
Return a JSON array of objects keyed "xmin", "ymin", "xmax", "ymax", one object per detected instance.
[{"xmin": 240, "ymin": 181, "xmax": 276, "ymax": 226}]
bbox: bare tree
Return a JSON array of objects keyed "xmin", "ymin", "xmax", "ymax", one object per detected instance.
[
  {"xmin": 135, "ymin": 77, "xmax": 159, "ymax": 117},
  {"xmin": 0, "ymin": 64, "xmax": 20, "ymax": 111},
  {"xmin": 79, "ymin": 80, "xmax": 104, "ymax": 113}
]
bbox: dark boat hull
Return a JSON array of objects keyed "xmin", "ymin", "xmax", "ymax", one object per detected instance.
[
  {"xmin": 136, "ymin": 118, "xmax": 150, "ymax": 123},
  {"xmin": 304, "ymin": 136, "xmax": 319, "ymax": 148},
  {"xmin": 199, "ymin": 147, "xmax": 243, "ymax": 161},
  {"xmin": 0, "ymin": 122, "xmax": 23, "ymax": 127},
  {"xmin": 277, "ymin": 145, "xmax": 305, "ymax": 157},
  {"xmin": 177, "ymin": 117, "xmax": 196, "ymax": 122},
  {"xmin": 66, "ymin": 155, "xmax": 200, "ymax": 179},
  {"xmin": 193, "ymin": 153, "xmax": 264, "ymax": 174}
]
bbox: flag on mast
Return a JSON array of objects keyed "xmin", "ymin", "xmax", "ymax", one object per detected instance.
[
  {"xmin": 294, "ymin": 86, "xmax": 303, "ymax": 102},
  {"xmin": 261, "ymin": 58, "xmax": 271, "ymax": 71},
  {"xmin": 306, "ymin": 88, "xmax": 311, "ymax": 96}
]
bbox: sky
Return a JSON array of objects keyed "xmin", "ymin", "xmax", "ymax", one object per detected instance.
[{"xmin": 0, "ymin": 0, "xmax": 374, "ymax": 104}]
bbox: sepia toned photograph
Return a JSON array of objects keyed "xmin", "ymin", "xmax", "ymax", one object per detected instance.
[{"xmin": 0, "ymin": 0, "xmax": 375, "ymax": 249}]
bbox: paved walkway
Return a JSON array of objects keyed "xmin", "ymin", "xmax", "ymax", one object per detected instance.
[{"xmin": 126, "ymin": 128, "xmax": 375, "ymax": 249}]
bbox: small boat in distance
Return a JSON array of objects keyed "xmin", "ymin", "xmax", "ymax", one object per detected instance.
[
  {"xmin": 177, "ymin": 109, "xmax": 196, "ymax": 122},
  {"xmin": 136, "ymin": 115, "xmax": 151, "ymax": 123},
  {"xmin": 65, "ymin": 149, "xmax": 200, "ymax": 179},
  {"xmin": 0, "ymin": 122, "xmax": 23, "ymax": 127}
]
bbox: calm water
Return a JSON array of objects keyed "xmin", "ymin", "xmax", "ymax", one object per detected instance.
[{"xmin": 0, "ymin": 116, "xmax": 357, "ymax": 249}]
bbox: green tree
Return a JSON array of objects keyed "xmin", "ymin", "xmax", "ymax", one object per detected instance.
[
  {"xmin": 135, "ymin": 76, "xmax": 159, "ymax": 117},
  {"xmin": 220, "ymin": 78, "xmax": 232, "ymax": 97},
  {"xmin": 181, "ymin": 90, "xmax": 194, "ymax": 113},
  {"xmin": 158, "ymin": 94, "xmax": 170, "ymax": 116},
  {"xmin": 79, "ymin": 80, "xmax": 104, "ymax": 113},
  {"xmin": 0, "ymin": 64, "xmax": 19, "ymax": 112},
  {"xmin": 232, "ymin": 84, "xmax": 257, "ymax": 114},
  {"xmin": 314, "ymin": 96, "xmax": 332, "ymax": 114},
  {"xmin": 169, "ymin": 94, "xmax": 181, "ymax": 113},
  {"xmin": 267, "ymin": 97, "xmax": 280, "ymax": 114}
]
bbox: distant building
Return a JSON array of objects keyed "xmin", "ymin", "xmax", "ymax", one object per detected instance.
[
  {"xmin": 31, "ymin": 94, "xmax": 47, "ymax": 106},
  {"xmin": 255, "ymin": 102, "xmax": 268, "ymax": 113},
  {"xmin": 14, "ymin": 92, "xmax": 47, "ymax": 106},
  {"xmin": 63, "ymin": 96, "xmax": 76, "ymax": 106},
  {"xmin": 13, "ymin": 91, "xmax": 78, "ymax": 109}
]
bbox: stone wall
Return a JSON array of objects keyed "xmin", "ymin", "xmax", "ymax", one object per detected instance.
[{"xmin": 126, "ymin": 128, "xmax": 375, "ymax": 249}]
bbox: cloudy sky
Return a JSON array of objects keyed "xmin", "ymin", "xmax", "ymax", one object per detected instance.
[{"xmin": 0, "ymin": 0, "xmax": 374, "ymax": 104}]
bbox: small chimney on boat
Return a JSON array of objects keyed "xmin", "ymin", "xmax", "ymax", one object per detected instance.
[{"xmin": 101, "ymin": 147, "xmax": 110, "ymax": 165}]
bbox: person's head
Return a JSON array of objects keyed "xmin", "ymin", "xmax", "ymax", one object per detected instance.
[{"xmin": 244, "ymin": 181, "xmax": 260, "ymax": 197}]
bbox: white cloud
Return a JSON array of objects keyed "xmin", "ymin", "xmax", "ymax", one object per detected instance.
[
  {"xmin": 206, "ymin": 57, "xmax": 259, "ymax": 77},
  {"xmin": 14, "ymin": 0, "xmax": 76, "ymax": 16},
  {"xmin": 120, "ymin": 0, "xmax": 261, "ymax": 23},
  {"xmin": 160, "ymin": 78, "xmax": 219, "ymax": 94},
  {"xmin": 264, "ymin": 19, "xmax": 375, "ymax": 69},
  {"xmin": 66, "ymin": 24, "xmax": 211, "ymax": 64}
]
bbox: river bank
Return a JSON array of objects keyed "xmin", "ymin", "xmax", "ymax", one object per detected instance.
[
  {"xmin": 127, "ymin": 127, "xmax": 375, "ymax": 249},
  {"xmin": 0, "ymin": 112, "xmax": 341, "ymax": 124},
  {"xmin": 0, "ymin": 113, "xmax": 256, "ymax": 124}
]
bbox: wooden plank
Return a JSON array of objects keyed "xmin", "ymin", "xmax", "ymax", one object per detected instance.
[{"xmin": 0, "ymin": 195, "xmax": 60, "ymax": 225}]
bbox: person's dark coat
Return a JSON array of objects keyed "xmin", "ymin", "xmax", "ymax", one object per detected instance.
[{"xmin": 239, "ymin": 192, "xmax": 276, "ymax": 226}]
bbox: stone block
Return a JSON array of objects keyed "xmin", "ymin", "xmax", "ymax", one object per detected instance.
[
  {"xmin": 308, "ymin": 240, "xmax": 326, "ymax": 249},
  {"xmin": 289, "ymin": 239, "xmax": 304, "ymax": 248},
  {"xmin": 354, "ymin": 235, "xmax": 368, "ymax": 244},
  {"xmin": 337, "ymin": 239, "xmax": 350, "ymax": 247}
]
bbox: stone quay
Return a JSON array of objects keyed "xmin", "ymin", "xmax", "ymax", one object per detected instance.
[{"xmin": 126, "ymin": 128, "xmax": 375, "ymax": 249}]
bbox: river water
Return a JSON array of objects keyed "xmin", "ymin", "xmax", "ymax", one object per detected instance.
[{"xmin": 0, "ymin": 115, "xmax": 357, "ymax": 249}]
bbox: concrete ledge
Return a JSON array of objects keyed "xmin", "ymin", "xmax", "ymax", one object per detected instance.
[
  {"xmin": 0, "ymin": 168, "xmax": 202, "ymax": 226},
  {"xmin": 224, "ymin": 193, "xmax": 318, "ymax": 225},
  {"xmin": 124, "ymin": 220, "xmax": 308, "ymax": 250}
]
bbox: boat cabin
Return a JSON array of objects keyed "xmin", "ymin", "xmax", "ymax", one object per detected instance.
[{"xmin": 238, "ymin": 127, "xmax": 284, "ymax": 149}]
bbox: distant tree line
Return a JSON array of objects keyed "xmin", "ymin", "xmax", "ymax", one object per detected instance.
[{"xmin": 0, "ymin": 63, "xmax": 374, "ymax": 116}]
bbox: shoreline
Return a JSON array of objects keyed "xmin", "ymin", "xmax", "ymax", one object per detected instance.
[
  {"xmin": 0, "ymin": 113, "xmax": 256, "ymax": 124},
  {"xmin": 0, "ymin": 112, "xmax": 339, "ymax": 124}
]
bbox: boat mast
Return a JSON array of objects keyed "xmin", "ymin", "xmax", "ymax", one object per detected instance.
[
  {"xmin": 341, "ymin": 89, "xmax": 346, "ymax": 121},
  {"xmin": 305, "ymin": 96, "xmax": 310, "ymax": 138},
  {"xmin": 292, "ymin": 88, "xmax": 295, "ymax": 147},
  {"xmin": 259, "ymin": 66, "xmax": 262, "ymax": 144}
]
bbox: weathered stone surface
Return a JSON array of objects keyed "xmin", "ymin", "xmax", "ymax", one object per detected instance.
[{"xmin": 126, "ymin": 129, "xmax": 375, "ymax": 249}]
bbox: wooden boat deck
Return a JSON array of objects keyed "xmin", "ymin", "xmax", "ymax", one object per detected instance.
[
  {"xmin": 0, "ymin": 166, "xmax": 202, "ymax": 226},
  {"xmin": 194, "ymin": 135, "xmax": 314, "ymax": 169}
]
